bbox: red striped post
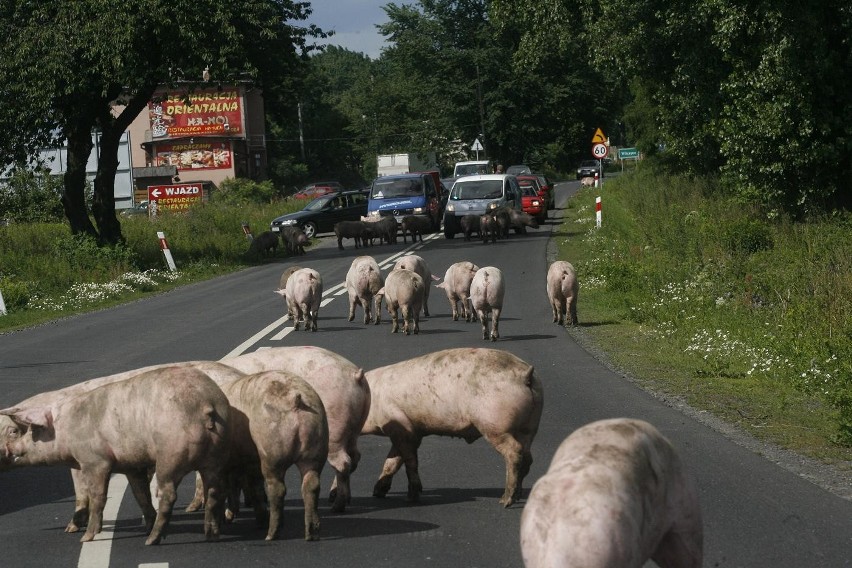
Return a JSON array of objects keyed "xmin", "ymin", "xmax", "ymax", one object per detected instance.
[
  {"xmin": 157, "ymin": 231, "xmax": 177, "ymax": 272},
  {"xmin": 595, "ymin": 196, "xmax": 602, "ymax": 228}
]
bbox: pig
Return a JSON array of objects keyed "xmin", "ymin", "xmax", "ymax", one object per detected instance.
[
  {"xmin": 0, "ymin": 366, "xmax": 231, "ymax": 545},
  {"xmin": 280, "ymin": 225, "xmax": 309, "ymax": 255},
  {"xmin": 284, "ymin": 267, "xmax": 322, "ymax": 331},
  {"xmin": 379, "ymin": 268, "xmax": 424, "ymax": 335},
  {"xmin": 224, "ymin": 346, "xmax": 370, "ymax": 513},
  {"xmin": 460, "ymin": 214, "xmax": 481, "ymax": 241},
  {"xmin": 247, "ymin": 230, "xmax": 279, "ymax": 257},
  {"xmin": 366, "ymin": 215, "xmax": 398, "ymax": 244},
  {"xmin": 362, "ymin": 348, "xmax": 542, "ymax": 507},
  {"xmin": 334, "ymin": 220, "xmax": 372, "ymax": 250},
  {"xmin": 581, "ymin": 176, "xmax": 595, "ymax": 187},
  {"xmin": 492, "ymin": 207, "xmax": 512, "ymax": 238},
  {"xmin": 520, "ymin": 418, "xmax": 703, "ymax": 568},
  {"xmin": 345, "ymin": 255, "xmax": 384, "ymax": 325},
  {"xmin": 546, "ymin": 260, "xmax": 579, "ymax": 326},
  {"xmin": 435, "ymin": 261, "xmax": 480, "ymax": 322},
  {"xmin": 392, "ymin": 254, "xmax": 432, "ymax": 316},
  {"xmin": 221, "ymin": 371, "xmax": 328, "ymax": 541},
  {"xmin": 400, "ymin": 215, "xmax": 432, "ymax": 243},
  {"xmin": 0, "ymin": 361, "xmax": 243, "ymax": 534},
  {"xmin": 470, "ymin": 266, "xmax": 505, "ymax": 341},
  {"xmin": 480, "ymin": 213, "xmax": 498, "ymax": 243},
  {"xmin": 507, "ymin": 209, "xmax": 540, "ymax": 234}
]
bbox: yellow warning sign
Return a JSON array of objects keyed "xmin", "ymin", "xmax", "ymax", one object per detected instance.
[{"xmin": 591, "ymin": 128, "xmax": 607, "ymax": 144}]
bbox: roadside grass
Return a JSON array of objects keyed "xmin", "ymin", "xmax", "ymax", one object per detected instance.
[
  {"xmin": 0, "ymin": 198, "xmax": 302, "ymax": 332},
  {"xmin": 555, "ymin": 167, "xmax": 852, "ymax": 465}
]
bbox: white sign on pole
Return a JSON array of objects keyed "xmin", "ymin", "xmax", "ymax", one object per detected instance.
[
  {"xmin": 0, "ymin": 289, "xmax": 7, "ymax": 316},
  {"xmin": 472, "ymin": 137, "xmax": 483, "ymax": 160}
]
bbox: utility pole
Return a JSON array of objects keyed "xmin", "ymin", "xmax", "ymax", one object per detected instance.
[{"xmin": 297, "ymin": 101, "xmax": 305, "ymax": 162}]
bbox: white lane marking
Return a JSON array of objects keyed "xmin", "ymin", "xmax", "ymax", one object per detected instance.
[
  {"xmin": 77, "ymin": 474, "xmax": 128, "ymax": 568},
  {"xmin": 270, "ymin": 325, "xmax": 295, "ymax": 341}
]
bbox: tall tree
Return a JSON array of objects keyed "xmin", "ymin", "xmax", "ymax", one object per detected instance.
[{"xmin": 0, "ymin": 0, "xmax": 322, "ymax": 243}]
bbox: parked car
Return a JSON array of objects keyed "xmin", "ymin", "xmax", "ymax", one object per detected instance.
[
  {"xmin": 270, "ymin": 189, "xmax": 369, "ymax": 239},
  {"xmin": 517, "ymin": 177, "xmax": 546, "ymax": 224},
  {"xmin": 518, "ymin": 174, "xmax": 555, "ymax": 211},
  {"xmin": 120, "ymin": 201, "xmax": 149, "ymax": 217},
  {"xmin": 506, "ymin": 164, "xmax": 532, "ymax": 175},
  {"xmin": 576, "ymin": 160, "xmax": 602, "ymax": 180},
  {"xmin": 291, "ymin": 181, "xmax": 344, "ymax": 200},
  {"xmin": 443, "ymin": 174, "xmax": 523, "ymax": 239}
]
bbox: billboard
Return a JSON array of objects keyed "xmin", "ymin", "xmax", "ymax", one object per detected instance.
[
  {"xmin": 148, "ymin": 88, "xmax": 243, "ymax": 139},
  {"xmin": 153, "ymin": 141, "xmax": 232, "ymax": 171}
]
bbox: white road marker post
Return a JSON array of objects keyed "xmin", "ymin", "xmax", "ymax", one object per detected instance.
[
  {"xmin": 0, "ymin": 289, "xmax": 7, "ymax": 316},
  {"xmin": 157, "ymin": 231, "xmax": 177, "ymax": 272},
  {"xmin": 596, "ymin": 196, "xmax": 602, "ymax": 228}
]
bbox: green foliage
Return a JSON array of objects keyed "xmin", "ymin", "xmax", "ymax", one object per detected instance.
[
  {"xmin": 215, "ymin": 178, "xmax": 278, "ymax": 205},
  {"xmin": 0, "ymin": 167, "xmax": 65, "ymax": 223},
  {"xmin": 560, "ymin": 168, "xmax": 852, "ymax": 449}
]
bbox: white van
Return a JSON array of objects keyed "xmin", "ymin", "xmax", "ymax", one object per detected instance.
[
  {"xmin": 453, "ymin": 160, "xmax": 493, "ymax": 178},
  {"xmin": 442, "ymin": 174, "xmax": 522, "ymax": 238}
]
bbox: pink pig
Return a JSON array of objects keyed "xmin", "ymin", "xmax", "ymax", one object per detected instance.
[
  {"xmin": 546, "ymin": 260, "xmax": 579, "ymax": 326},
  {"xmin": 436, "ymin": 261, "xmax": 480, "ymax": 322},
  {"xmin": 0, "ymin": 366, "xmax": 231, "ymax": 545},
  {"xmin": 362, "ymin": 348, "xmax": 542, "ymax": 506},
  {"xmin": 224, "ymin": 346, "xmax": 370, "ymax": 513},
  {"xmin": 221, "ymin": 370, "xmax": 328, "ymax": 540},
  {"xmin": 520, "ymin": 418, "xmax": 703, "ymax": 568}
]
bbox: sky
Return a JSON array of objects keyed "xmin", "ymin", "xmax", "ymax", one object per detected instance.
[{"xmin": 306, "ymin": 0, "xmax": 390, "ymax": 60}]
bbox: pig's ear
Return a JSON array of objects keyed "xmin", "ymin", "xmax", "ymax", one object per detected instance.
[{"xmin": 1, "ymin": 407, "xmax": 53, "ymax": 429}]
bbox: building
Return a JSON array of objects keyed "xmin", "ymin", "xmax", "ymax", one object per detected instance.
[
  {"xmin": 1, "ymin": 84, "xmax": 268, "ymax": 212},
  {"xmin": 125, "ymin": 84, "xmax": 268, "ymax": 211}
]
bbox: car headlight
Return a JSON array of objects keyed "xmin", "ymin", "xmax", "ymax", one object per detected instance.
[
  {"xmin": 487, "ymin": 201, "xmax": 500, "ymax": 211},
  {"xmin": 367, "ymin": 210, "xmax": 381, "ymax": 219},
  {"xmin": 413, "ymin": 207, "xmax": 425, "ymax": 214},
  {"xmin": 279, "ymin": 219, "xmax": 297, "ymax": 226},
  {"xmin": 446, "ymin": 203, "xmax": 455, "ymax": 212},
  {"xmin": 532, "ymin": 200, "xmax": 541, "ymax": 207}
]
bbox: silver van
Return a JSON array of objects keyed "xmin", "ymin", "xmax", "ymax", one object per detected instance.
[{"xmin": 442, "ymin": 174, "xmax": 522, "ymax": 238}]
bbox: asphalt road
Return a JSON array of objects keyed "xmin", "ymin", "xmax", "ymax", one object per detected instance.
[{"xmin": 0, "ymin": 181, "xmax": 849, "ymax": 567}]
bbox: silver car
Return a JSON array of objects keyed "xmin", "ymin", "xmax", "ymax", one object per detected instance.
[{"xmin": 442, "ymin": 174, "xmax": 522, "ymax": 239}]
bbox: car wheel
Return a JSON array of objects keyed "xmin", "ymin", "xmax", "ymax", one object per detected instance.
[{"xmin": 302, "ymin": 222, "xmax": 317, "ymax": 239}]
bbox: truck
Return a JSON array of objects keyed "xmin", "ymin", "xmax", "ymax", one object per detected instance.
[{"xmin": 377, "ymin": 153, "xmax": 437, "ymax": 177}]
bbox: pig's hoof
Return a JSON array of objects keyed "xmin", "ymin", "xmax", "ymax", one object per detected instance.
[
  {"xmin": 328, "ymin": 488, "xmax": 338, "ymax": 503},
  {"xmin": 80, "ymin": 532, "xmax": 95, "ymax": 543},
  {"xmin": 498, "ymin": 494, "xmax": 514, "ymax": 507},
  {"xmin": 348, "ymin": 315, "xmax": 354, "ymax": 322},
  {"xmin": 65, "ymin": 522, "xmax": 81, "ymax": 533},
  {"xmin": 185, "ymin": 500, "xmax": 203, "ymax": 513}
]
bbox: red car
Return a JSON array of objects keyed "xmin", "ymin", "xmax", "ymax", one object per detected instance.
[
  {"xmin": 518, "ymin": 177, "xmax": 546, "ymax": 224},
  {"xmin": 292, "ymin": 181, "xmax": 344, "ymax": 199},
  {"xmin": 517, "ymin": 174, "xmax": 554, "ymax": 211}
]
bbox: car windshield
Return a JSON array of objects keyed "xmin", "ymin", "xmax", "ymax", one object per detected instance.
[
  {"xmin": 303, "ymin": 195, "xmax": 334, "ymax": 211},
  {"xmin": 580, "ymin": 161, "xmax": 599, "ymax": 168},
  {"xmin": 519, "ymin": 183, "xmax": 539, "ymax": 196},
  {"xmin": 371, "ymin": 178, "xmax": 422, "ymax": 198},
  {"xmin": 455, "ymin": 164, "xmax": 489, "ymax": 176},
  {"xmin": 451, "ymin": 180, "xmax": 503, "ymax": 200}
]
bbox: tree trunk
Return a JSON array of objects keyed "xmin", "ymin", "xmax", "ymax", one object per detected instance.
[
  {"xmin": 92, "ymin": 83, "xmax": 159, "ymax": 245},
  {"xmin": 62, "ymin": 116, "xmax": 98, "ymax": 237}
]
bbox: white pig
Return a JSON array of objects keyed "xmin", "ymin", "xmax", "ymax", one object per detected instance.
[
  {"xmin": 546, "ymin": 260, "xmax": 579, "ymax": 326},
  {"xmin": 222, "ymin": 370, "xmax": 328, "ymax": 541},
  {"xmin": 392, "ymin": 254, "xmax": 433, "ymax": 316},
  {"xmin": 345, "ymin": 255, "xmax": 384, "ymax": 325},
  {"xmin": 379, "ymin": 268, "xmax": 424, "ymax": 335},
  {"xmin": 470, "ymin": 266, "xmax": 505, "ymax": 341},
  {"xmin": 224, "ymin": 346, "xmax": 370, "ymax": 513},
  {"xmin": 520, "ymin": 418, "xmax": 703, "ymax": 568},
  {"xmin": 0, "ymin": 366, "xmax": 231, "ymax": 545},
  {"xmin": 362, "ymin": 348, "xmax": 543, "ymax": 507},
  {"xmin": 436, "ymin": 261, "xmax": 480, "ymax": 322},
  {"xmin": 285, "ymin": 267, "xmax": 323, "ymax": 331}
]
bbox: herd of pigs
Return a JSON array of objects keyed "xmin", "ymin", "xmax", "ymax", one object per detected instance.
[{"xmin": 0, "ymin": 254, "xmax": 704, "ymax": 567}]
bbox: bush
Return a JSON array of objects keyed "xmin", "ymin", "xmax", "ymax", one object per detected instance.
[
  {"xmin": 214, "ymin": 177, "xmax": 277, "ymax": 205},
  {"xmin": 0, "ymin": 167, "xmax": 65, "ymax": 223}
]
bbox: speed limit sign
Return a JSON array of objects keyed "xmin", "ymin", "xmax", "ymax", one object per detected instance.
[{"xmin": 592, "ymin": 143, "xmax": 609, "ymax": 159}]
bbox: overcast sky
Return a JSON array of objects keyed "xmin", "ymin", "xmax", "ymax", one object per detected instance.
[{"xmin": 307, "ymin": 0, "xmax": 389, "ymax": 60}]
